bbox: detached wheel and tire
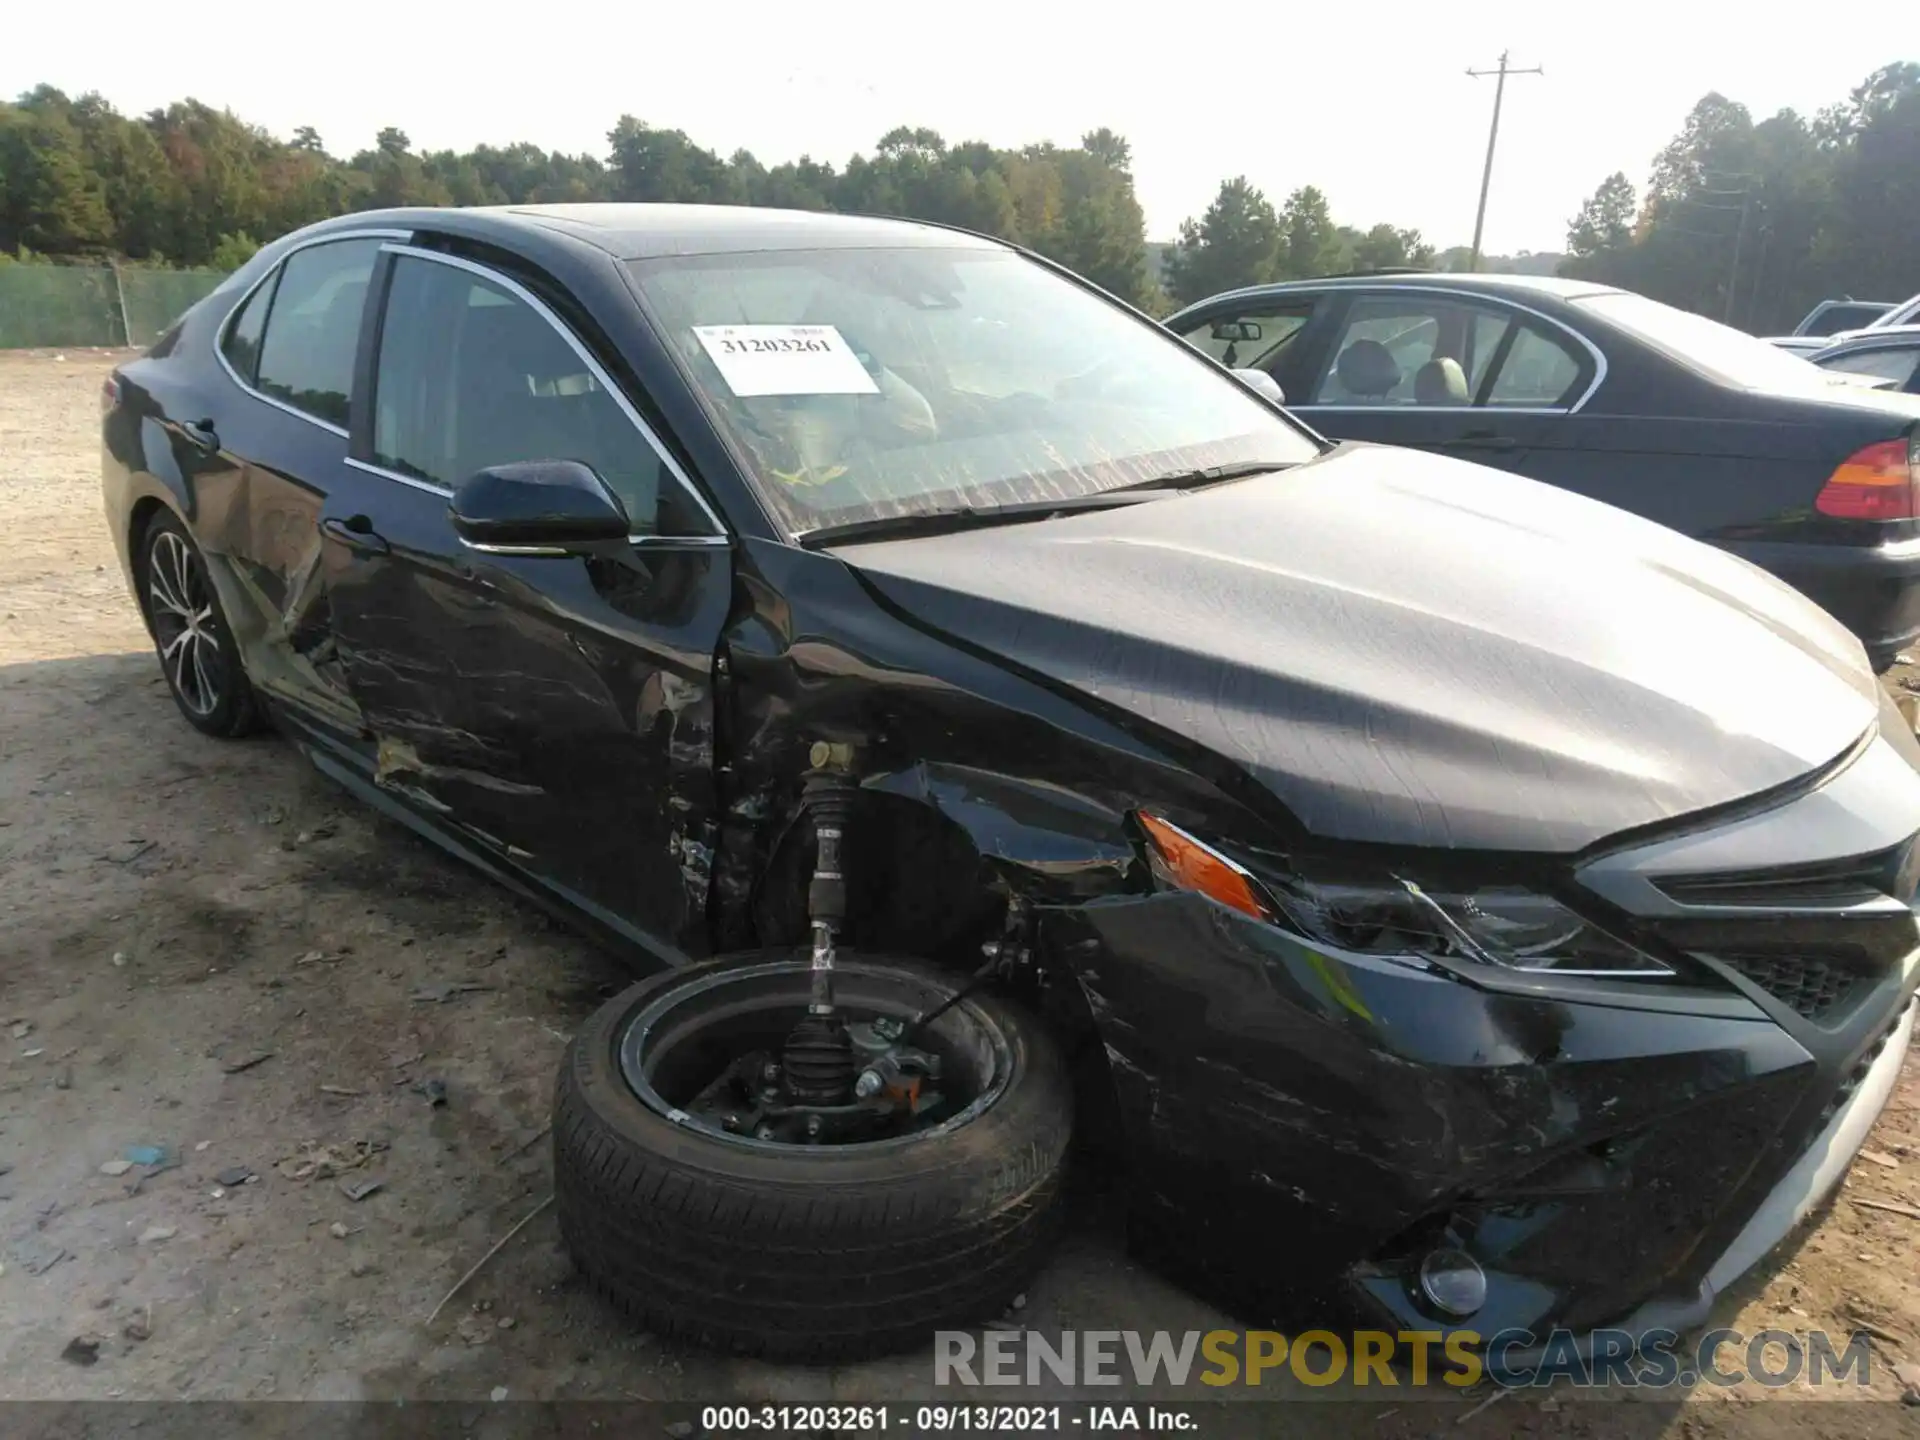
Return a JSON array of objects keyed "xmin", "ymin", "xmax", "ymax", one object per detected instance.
[{"xmin": 552, "ymin": 951, "xmax": 1072, "ymax": 1361}]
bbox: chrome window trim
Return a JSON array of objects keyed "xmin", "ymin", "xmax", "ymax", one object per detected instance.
[
  {"xmin": 1291, "ymin": 405, "xmax": 1578, "ymax": 417},
  {"xmin": 459, "ymin": 540, "xmax": 570, "ymax": 557},
  {"xmin": 344, "ymin": 455, "xmax": 451, "ymax": 497},
  {"xmin": 1284, "ymin": 284, "xmax": 1609, "ymax": 414},
  {"xmin": 213, "ymin": 228, "xmax": 413, "ymax": 439},
  {"xmin": 460, "ymin": 535, "xmax": 730, "ymax": 555},
  {"xmin": 344, "ymin": 457, "xmax": 729, "ymax": 551},
  {"xmin": 375, "ymin": 243, "xmax": 729, "ymax": 540}
]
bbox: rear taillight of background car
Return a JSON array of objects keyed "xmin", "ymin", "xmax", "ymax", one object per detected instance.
[
  {"xmin": 100, "ymin": 374, "xmax": 121, "ymax": 416},
  {"xmin": 1815, "ymin": 432, "xmax": 1920, "ymax": 520}
]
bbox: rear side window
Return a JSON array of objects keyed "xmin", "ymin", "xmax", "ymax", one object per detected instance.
[
  {"xmin": 253, "ymin": 239, "xmax": 380, "ymax": 427},
  {"xmin": 220, "ymin": 272, "xmax": 276, "ymax": 385},
  {"xmin": 371, "ymin": 254, "xmax": 710, "ymax": 536},
  {"xmin": 1484, "ymin": 325, "xmax": 1584, "ymax": 407}
]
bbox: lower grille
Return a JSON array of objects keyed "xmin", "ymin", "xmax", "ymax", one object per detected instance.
[
  {"xmin": 1717, "ymin": 954, "xmax": 1861, "ymax": 1023},
  {"xmin": 1819, "ymin": 1000, "xmax": 1912, "ymax": 1125}
]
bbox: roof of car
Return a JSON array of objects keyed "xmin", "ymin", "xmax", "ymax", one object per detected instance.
[
  {"xmin": 316, "ymin": 203, "xmax": 1008, "ymax": 261},
  {"xmin": 1169, "ymin": 270, "xmax": 1620, "ymax": 317}
]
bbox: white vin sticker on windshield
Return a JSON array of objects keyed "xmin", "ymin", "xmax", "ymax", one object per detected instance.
[{"xmin": 692, "ymin": 324, "xmax": 879, "ymax": 397}]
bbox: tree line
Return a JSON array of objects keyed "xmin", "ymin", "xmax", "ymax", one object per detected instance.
[
  {"xmin": 1562, "ymin": 62, "xmax": 1920, "ymax": 333},
  {"xmin": 0, "ymin": 85, "xmax": 1447, "ymax": 317},
  {"xmin": 4, "ymin": 63, "xmax": 1916, "ymax": 330},
  {"xmin": 0, "ymin": 91, "xmax": 1160, "ymax": 302}
]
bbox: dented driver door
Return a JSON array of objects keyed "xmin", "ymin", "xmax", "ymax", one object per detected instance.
[{"xmin": 320, "ymin": 246, "xmax": 735, "ymax": 960}]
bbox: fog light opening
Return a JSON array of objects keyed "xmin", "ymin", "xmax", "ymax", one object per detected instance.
[{"xmin": 1417, "ymin": 1247, "xmax": 1487, "ymax": 1319}]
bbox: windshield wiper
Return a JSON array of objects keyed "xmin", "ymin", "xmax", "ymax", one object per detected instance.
[
  {"xmin": 1113, "ymin": 460, "xmax": 1299, "ymax": 493},
  {"xmin": 796, "ymin": 489, "xmax": 1172, "ymax": 549}
]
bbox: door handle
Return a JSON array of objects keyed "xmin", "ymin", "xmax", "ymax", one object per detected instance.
[
  {"xmin": 1443, "ymin": 431, "xmax": 1517, "ymax": 452},
  {"xmin": 179, "ymin": 417, "xmax": 220, "ymax": 454},
  {"xmin": 321, "ymin": 515, "xmax": 391, "ymax": 556}
]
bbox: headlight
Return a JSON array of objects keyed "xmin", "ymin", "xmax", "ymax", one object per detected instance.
[{"xmin": 1137, "ymin": 812, "xmax": 1672, "ymax": 978}]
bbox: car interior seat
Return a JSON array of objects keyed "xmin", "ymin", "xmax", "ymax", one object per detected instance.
[
  {"xmin": 1414, "ymin": 357, "xmax": 1470, "ymax": 406},
  {"xmin": 1332, "ymin": 339, "xmax": 1401, "ymax": 401}
]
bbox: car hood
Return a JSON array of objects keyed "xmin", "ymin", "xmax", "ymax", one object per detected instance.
[{"xmin": 833, "ymin": 444, "xmax": 1881, "ymax": 853}]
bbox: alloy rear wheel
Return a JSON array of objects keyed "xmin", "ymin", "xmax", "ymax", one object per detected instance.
[{"xmin": 139, "ymin": 513, "xmax": 259, "ymax": 738}]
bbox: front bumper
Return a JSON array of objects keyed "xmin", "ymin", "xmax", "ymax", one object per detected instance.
[
  {"xmin": 1490, "ymin": 995, "xmax": 1911, "ymax": 1374},
  {"xmin": 1041, "ymin": 714, "xmax": 1920, "ymax": 1347}
]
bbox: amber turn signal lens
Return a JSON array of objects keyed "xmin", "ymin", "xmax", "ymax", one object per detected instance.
[{"xmin": 1136, "ymin": 812, "xmax": 1272, "ymax": 921}]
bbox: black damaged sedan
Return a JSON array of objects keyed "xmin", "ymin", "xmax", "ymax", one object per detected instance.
[{"xmin": 104, "ymin": 204, "xmax": 1918, "ymax": 1362}]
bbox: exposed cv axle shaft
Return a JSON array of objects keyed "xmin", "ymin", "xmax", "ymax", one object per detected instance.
[{"xmin": 781, "ymin": 756, "xmax": 858, "ymax": 1107}]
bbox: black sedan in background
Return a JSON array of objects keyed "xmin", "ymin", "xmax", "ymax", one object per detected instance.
[
  {"xmin": 1168, "ymin": 275, "xmax": 1920, "ymax": 668},
  {"xmin": 105, "ymin": 206, "xmax": 1917, "ymax": 1364}
]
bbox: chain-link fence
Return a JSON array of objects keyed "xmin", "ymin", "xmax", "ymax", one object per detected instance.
[{"xmin": 0, "ymin": 265, "xmax": 230, "ymax": 349}]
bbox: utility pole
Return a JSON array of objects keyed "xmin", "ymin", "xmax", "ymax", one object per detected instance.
[
  {"xmin": 1724, "ymin": 190, "xmax": 1753, "ymax": 325},
  {"xmin": 1466, "ymin": 51, "xmax": 1543, "ymax": 272}
]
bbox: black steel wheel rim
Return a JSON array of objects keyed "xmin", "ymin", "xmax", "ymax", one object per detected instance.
[
  {"xmin": 146, "ymin": 531, "xmax": 227, "ymax": 717},
  {"xmin": 616, "ymin": 960, "xmax": 1013, "ymax": 1151}
]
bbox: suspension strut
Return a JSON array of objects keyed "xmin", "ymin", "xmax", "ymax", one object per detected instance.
[{"xmin": 780, "ymin": 744, "xmax": 859, "ymax": 1106}]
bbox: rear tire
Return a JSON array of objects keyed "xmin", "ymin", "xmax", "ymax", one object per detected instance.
[
  {"xmin": 552, "ymin": 950, "xmax": 1072, "ymax": 1361},
  {"xmin": 137, "ymin": 511, "xmax": 259, "ymax": 738}
]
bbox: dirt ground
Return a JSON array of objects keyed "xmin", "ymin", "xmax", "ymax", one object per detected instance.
[{"xmin": 3, "ymin": 348, "xmax": 1919, "ymax": 1435}]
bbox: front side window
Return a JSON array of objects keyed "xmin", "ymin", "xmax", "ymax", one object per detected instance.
[
  {"xmin": 1818, "ymin": 346, "xmax": 1920, "ymax": 389},
  {"xmin": 372, "ymin": 255, "xmax": 706, "ymax": 536},
  {"xmin": 253, "ymin": 239, "xmax": 380, "ymax": 426},
  {"xmin": 628, "ymin": 246, "xmax": 1319, "ymax": 538},
  {"xmin": 1176, "ymin": 302, "xmax": 1315, "ymax": 371}
]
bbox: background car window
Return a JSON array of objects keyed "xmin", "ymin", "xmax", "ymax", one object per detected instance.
[
  {"xmin": 220, "ymin": 271, "xmax": 276, "ymax": 386},
  {"xmin": 1870, "ymin": 294, "xmax": 1920, "ymax": 330},
  {"xmin": 1818, "ymin": 346, "xmax": 1920, "ymax": 388},
  {"xmin": 1483, "ymin": 324, "xmax": 1584, "ymax": 406},
  {"xmin": 1310, "ymin": 296, "xmax": 1515, "ymax": 406},
  {"xmin": 1177, "ymin": 304, "xmax": 1313, "ymax": 370},
  {"xmin": 1801, "ymin": 302, "xmax": 1892, "ymax": 337},
  {"xmin": 252, "ymin": 239, "xmax": 379, "ymax": 425},
  {"xmin": 373, "ymin": 256, "xmax": 703, "ymax": 536}
]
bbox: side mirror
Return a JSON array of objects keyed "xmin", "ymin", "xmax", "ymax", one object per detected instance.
[
  {"xmin": 1211, "ymin": 319, "xmax": 1262, "ymax": 342},
  {"xmin": 1233, "ymin": 368, "xmax": 1286, "ymax": 405},
  {"xmin": 449, "ymin": 460, "xmax": 631, "ymax": 553}
]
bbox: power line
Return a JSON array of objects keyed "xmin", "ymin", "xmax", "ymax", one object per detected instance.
[{"xmin": 1466, "ymin": 51, "xmax": 1543, "ymax": 272}]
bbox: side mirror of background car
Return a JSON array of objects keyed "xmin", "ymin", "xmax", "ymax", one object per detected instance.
[
  {"xmin": 1233, "ymin": 368, "xmax": 1286, "ymax": 405},
  {"xmin": 449, "ymin": 460, "xmax": 631, "ymax": 553}
]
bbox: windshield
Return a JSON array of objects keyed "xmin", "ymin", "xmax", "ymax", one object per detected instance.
[
  {"xmin": 1574, "ymin": 291, "xmax": 1845, "ymax": 392},
  {"xmin": 628, "ymin": 246, "xmax": 1318, "ymax": 537}
]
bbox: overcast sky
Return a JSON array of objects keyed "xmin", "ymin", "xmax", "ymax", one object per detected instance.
[{"xmin": 8, "ymin": 3, "xmax": 1911, "ymax": 254}]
